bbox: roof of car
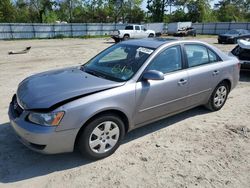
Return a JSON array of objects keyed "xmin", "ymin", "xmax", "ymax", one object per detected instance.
[{"xmin": 121, "ymin": 38, "xmax": 178, "ymax": 49}]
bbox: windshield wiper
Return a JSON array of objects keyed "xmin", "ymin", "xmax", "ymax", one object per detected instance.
[{"xmin": 82, "ymin": 67, "xmax": 107, "ymax": 79}]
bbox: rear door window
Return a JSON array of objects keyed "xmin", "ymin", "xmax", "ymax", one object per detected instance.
[
  {"xmin": 135, "ymin": 26, "xmax": 140, "ymax": 31},
  {"xmin": 208, "ymin": 49, "xmax": 220, "ymax": 63},
  {"xmin": 185, "ymin": 44, "xmax": 220, "ymax": 67}
]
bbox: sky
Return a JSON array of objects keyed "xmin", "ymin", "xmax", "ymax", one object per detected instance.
[{"xmin": 141, "ymin": 0, "xmax": 220, "ymax": 12}]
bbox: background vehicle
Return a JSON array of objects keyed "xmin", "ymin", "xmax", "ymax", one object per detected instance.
[
  {"xmin": 111, "ymin": 25, "xmax": 155, "ymax": 43},
  {"xmin": 218, "ymin": 29, "xmax": 250, "ymax": 44},
  {"xmin": 9, "ymin": 39, "xmax": 239, "ymax": 160},
  {"xmin": 167, "ymin": 22, "xmax": 192, "ymax": 35},
  {"xmin": 230, "ymin": 39, "xmax": 250, "ymax": 70},
  {"xmin": 173, "ymin": 27, "xmax": 196, "ymax": 37}
]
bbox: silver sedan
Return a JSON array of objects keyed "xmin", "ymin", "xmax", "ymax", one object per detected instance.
[{"xmin": 9, "ymin": 38, "xmax": 240, "ymax": 159}]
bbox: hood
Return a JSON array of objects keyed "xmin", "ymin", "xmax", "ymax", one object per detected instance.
[{"xmin": 17, "ymin": 67, "xmax": 124, "ymax": 110}]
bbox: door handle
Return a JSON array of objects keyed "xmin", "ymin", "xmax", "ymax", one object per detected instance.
[
  {"xmin": 213, "ymin": 70, "xmax": 220, "ymax": 76},
  {"xmin": 178, "ymin": 79, "xmax": 187, "ymax": 85}
]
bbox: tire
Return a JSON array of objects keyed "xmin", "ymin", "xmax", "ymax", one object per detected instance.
[
  {"xmin": 78, "ymin": 114, "xmax": 125, "ymax": 160},
  {"xmin": 123, "ymin": 35, "xmax": 129, "ymax": 41},
  {"xmin": 218, "ymin": 40, "xmax": 222, "ymax": 44},
  {"xmin": 114, "ymin": 38, "xmax": 120, "ymax": 43},
  {"xmin": 148, "ymin": 33, "xmax": 154, "ymax": 38},
  {"xmin": 205, "ymin": 82, "xmax": 229, "ymax": 111}
]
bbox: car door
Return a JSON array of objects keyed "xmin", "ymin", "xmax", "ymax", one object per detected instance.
[
  {"xmin": 134, "ymin": 25, "xmax": 141, "ymax": 38},
  {"xmin": 184, "ymin": 44, "xmax": 223, "ymax": 106},
  {"xmin": 134, "ymin": 45, "xmax": 189, "ymax": 125},
  {"xmin": 141, "ymin": 25, "xmax": 148, "ymax": 38}
]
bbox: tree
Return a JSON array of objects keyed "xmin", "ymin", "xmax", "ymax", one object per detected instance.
[
  {"xmin": 187, "ymin": 0, "xmax": 215, "ymax": 22},
  {"xmin": 0, "ymin": 0, "xmax": 16, "ymax": 22},
  {"xmin": 215, "ymin": 0, "xmax": 250, "ymax": 21},
  {"xmin": 29, "ymin": 0, "xmax": 57, "ymax": 23},
  {"xmin": 146, "ymin": 0, "xmax": 165, "ymax": 22}
]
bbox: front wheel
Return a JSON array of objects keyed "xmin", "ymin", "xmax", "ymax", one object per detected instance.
[
  {"xmin": 78, "ymin": 114, "xmax": 125, "ymax": 160},
  {"xmin": 114, "ymin": 38, "xmax": 120, "ymax": 43},
  {"xmin": 205, "ymin": 82, "xmax": 229, "ymax": 111}
]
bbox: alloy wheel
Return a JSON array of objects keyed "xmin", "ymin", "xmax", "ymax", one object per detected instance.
[
  {"xmin": 213, "ymin": 86, "xmax": 227, "ymax": 108},
  {"xmin": 89, "ymin": 121, "xmax": 120, "ymax": 154}
]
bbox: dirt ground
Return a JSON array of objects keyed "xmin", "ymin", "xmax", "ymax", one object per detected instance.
[{"xmin": 0, "ymin": 37, "xmax": 249, "ymax": 188}]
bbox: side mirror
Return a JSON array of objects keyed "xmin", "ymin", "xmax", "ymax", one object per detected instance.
[
  {"xmin": 142, "ymin": 70, "xmax": 164, "ymax": 81},
  {"xmin": 143, "ymin": 28, "xmax": 147, "ymax": 31}
]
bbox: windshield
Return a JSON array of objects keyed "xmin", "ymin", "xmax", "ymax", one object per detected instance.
[
  {"xmin": 227, "ymin": 30, "xmax": 239, "ymax": 34},
  {"xmin": 82, "ymin": 44, "xmax": 154, "ymax": 82}
]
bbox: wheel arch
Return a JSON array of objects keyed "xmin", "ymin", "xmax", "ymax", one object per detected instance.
[
  {"xmin": 123, "ymin": 33, "xmax": 130, "ymax": 38},
  {"xmin": 74, "ymin": 109, "xmax": 130, "ymax": 149},
  {"xmin": 148, "ymin": 33, "xmax": 154, "ymax": 37},
  {"xmin": 220, "ymin": 78, "xmax": 232, "ymax": 91}
]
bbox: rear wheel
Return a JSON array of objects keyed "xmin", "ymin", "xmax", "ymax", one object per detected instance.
[
  {"xmin": 148, "ymin": 33, "xmax": 154, "ymax": 38},
  {"xmin": 206, "ymin": 82, "xmax": 229, "ymax": 111},
  {"xmin": 123, "ymin": 35, "xmax": 130, "ymax": 41},
  {"xmin": 78, "ymin": 114, "xmax": 125, "ymax": 160}
]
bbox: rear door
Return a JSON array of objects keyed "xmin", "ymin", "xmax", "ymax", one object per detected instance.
[
  {"xmin": 134, "ymin": 45, "xmax": 189, "ymax": 125},
  {"xmin": 184, "ymin": 44, "xmax": 223, "ymax": 106},
  {"xmin": 134, "ymin": 25, "xmax": 141, "ymax": 38}
]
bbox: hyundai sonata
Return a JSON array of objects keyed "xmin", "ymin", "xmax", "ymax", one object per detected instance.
[{"xmin": 9, "ymin": 38, "xmax": 240, "ymax": 159}]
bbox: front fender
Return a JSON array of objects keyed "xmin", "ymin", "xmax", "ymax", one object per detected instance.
[{"xmin": 55, "ymin": 84, "xmax": 136, "ymax": 132}]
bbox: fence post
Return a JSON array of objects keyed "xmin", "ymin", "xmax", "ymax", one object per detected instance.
[
  {"xmin": 86, "ymin": 23, "xmax": 88, "ymax": 36},
  {"xmin": 9, "ymin": 23, "xmax": 13, "ymax": 39},
  {"xmin": 52, "ymin": 24, "xmax": 55, "ymax": 38},
  {"xmin": 214, "ymin": 22, "xmax": 217, "ymax": 35},
  {"xmin": 201, "ymin": 23, "xmax": 204, "ymax": 35},
  {"xmin": 32, "ymin": 23, "xmax": 36, "ymax": 38},
  {"xmin": 228, "ymin": 22, "xmax": 231, "ymax": 30},
  {"xmin": 101, "ymin": 23, "xmax": 103, "ymax": 35},
  {"xmin": 70, "ymin": 23, "xmax": 73, "ymax": 37}
]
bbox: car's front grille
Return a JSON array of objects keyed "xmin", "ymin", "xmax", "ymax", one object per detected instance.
[{"xmin": 12, "ymin": 95, "xmax": 24, "ymax": 118}]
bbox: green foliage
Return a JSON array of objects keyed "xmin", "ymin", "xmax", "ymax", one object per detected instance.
[
  {"xmin": 0, "ymin": 0, "xmax": 16, "ymax": 22},
  {"xmin": 214, "ymin": 0, "xmax": 250, "ymax": 22},
  {"xmin": 0, "ymin": 0, "xmax": 249, "ymax": 23}
]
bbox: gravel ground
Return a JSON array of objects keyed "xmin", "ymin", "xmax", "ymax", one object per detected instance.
[{"xmin": 0, "ymin": 37, "xmax": 249, "ymax": 188}]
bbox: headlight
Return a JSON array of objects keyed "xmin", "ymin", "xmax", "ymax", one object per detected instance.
[{"xmin": 28, "ymin": 111, "xmax": 64, "ymax": 126}]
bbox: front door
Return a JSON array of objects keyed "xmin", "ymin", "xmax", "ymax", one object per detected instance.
[{"xmin": 134, "ymin": 45, "xmax": 189, "ymax": 125}]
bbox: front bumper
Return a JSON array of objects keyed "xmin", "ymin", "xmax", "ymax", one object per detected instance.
[
  {"xmin": 8, "ymin": 96, "xmax": 78, "ymax": 154},
  {"xmin": 218, "ymin": 37, "xmax": 235, "ymax": 44}
]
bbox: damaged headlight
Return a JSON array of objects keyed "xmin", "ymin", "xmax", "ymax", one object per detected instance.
[{"xmin": 28, "ymin": 111, "xmax": 64, "ymax": 126}]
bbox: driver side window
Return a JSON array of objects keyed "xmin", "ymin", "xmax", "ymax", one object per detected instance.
[{"xmin": 147, "ymin": 45, "xmax": 182, "ymax": 74}]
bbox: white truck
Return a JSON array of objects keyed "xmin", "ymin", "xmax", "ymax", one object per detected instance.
[
  {"xmin": 111, "ymin": 25, "xmax": 156, "ymax": 43},
  {"xmin": 167, "ymin": 22, "xmax": 192, "ymax": 35}
]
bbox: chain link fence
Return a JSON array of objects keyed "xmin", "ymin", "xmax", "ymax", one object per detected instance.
[{"xmin": 0, "ymin": 22, "xmax": 249, "ymax": 39}]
